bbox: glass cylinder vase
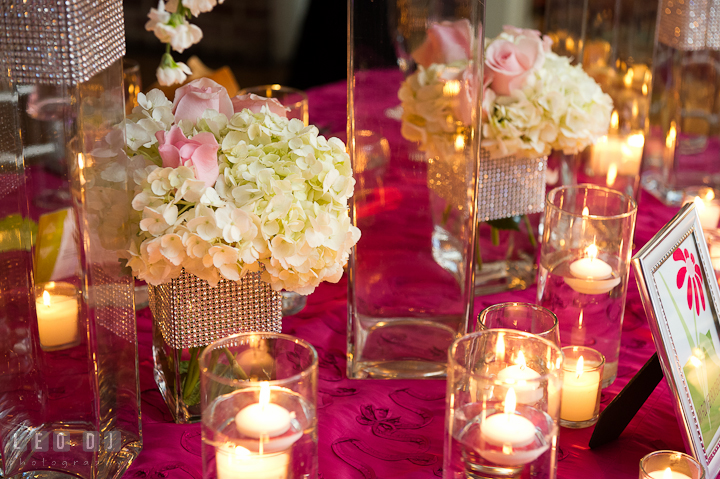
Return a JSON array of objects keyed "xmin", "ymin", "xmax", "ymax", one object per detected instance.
[
  {"xmin": 0, "ymin": 0, "xmax": 141, "ymax": 476},
  {"xmin": 149, "ymin": 269, "xmax": 283, "ymax": 423},
  {"xmin": 347, "ymin": 0, "xmax": 484, "ymax": 379},
  {"xmin": 444, "ymin": 330, "xmax": 563, "ymax": 479},
  {"xmin": 200, "ymin": 333, "xmax": 318, "ymax": 479},
  {"xmin": 537, "ymin": 184, "xmax": 637, "ymax": 388}
]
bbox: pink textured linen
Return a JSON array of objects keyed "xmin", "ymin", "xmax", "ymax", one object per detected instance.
[{"xmin": 125, "ymin": 75, "xmax": 690, "ymax": 479}]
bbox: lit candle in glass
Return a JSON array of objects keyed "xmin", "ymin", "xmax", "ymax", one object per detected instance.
[
  {"xmin": 36, "ymin": 282, "xmax": 79, "ymax": 350},
  {"xmin": 565, "ymin": 243, "xmax": 621, "ymax": 295},
  {"xmin": 560, "ymin": 346, "xmax": 604, "ymax": 428},
  {"xmin": 497, "ymin": 351, "xmax": 542, "ymax": 404},
  {"xmin": 684, "ymin": 187, "xmax": 720, "ymax": 230}
]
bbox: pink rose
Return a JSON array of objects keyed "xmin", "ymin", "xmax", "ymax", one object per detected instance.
[
  {"xmin": 502, "ymin": 25, "xmax": 553, "ymax": 52},
  {"xmin": 231, "ymin": 94, "xmax": 289, "ymax": 117},
  {"xmin": 156, "ymin": 126, "xmax": 219, "ymax": 187},
  {"xmin": 412, "ymin": 19, "xmax": 472, "ymax": 68},
  {"xmin": 172, "ymin": 78, "xmax": 234, "ymax": 124},
  {"xmin": 485, "ymin": 34, "xmax": 545, "ymax": 96}
]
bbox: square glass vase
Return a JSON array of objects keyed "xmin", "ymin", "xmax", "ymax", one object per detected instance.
[{"xmin": 148, "ymin": 269, "xmax": 283, "ymax": 423}]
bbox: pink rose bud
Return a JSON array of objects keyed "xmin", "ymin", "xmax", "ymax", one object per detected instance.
[
  {"xmin": 156, "ymin": 126, "xmax": 220, "ymax": 187},
  {"xmin": 231, "ymin": 93, "xmax": 289, "ymax": 118},
  {"xmin": 485, "ymin": 34, "xmax": 545, "ymax": 96},
  {"xmin": 411, "ymin": 19, "xmax": 472, "ymax": 68},
  {"xmin": 172, "ymin": 78, "xmax": 234, "ymax": 124}
]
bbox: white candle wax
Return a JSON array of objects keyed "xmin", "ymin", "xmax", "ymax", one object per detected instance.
[
  {"xmin": 588, "ymin": 133, "xmax": 644, "ymax": 177},
  {"xmin": 36, "ymin": 284, "xmax": 79, "ymax": 349},
  {"xmin": 497, "ymin": 355, "xmax": 542, "ymax": 404},
  {"xmin": 565, "ymin": 244, "xmax": 621, "ymax": 295},
  {"xmin": 692, "ymin": 195, "xmax": 720, "ymax": 230},
  {"xmin": 215, "ymin": 444, "xmax": 289, "ymax": 479},
  {"xmin": 647, "ymin": 467, "xmax": 692, "ymax": 479},
  {"xmin": 478, "ymin": 388, "xmax": 547, "ymax": 467},
  {"xmin": 560, "ymin": 356, "xmax": 601, "ymax": 422}
]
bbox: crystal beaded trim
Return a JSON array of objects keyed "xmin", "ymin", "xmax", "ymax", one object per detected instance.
[
  {"xmin": 0, "ymin": 0, "xmax": 125, "ymax": 85},
  {"xmin": 477, "ymin": 150, "xmax": 546, "ymax": 222},
  {"xmin": 657, "ymin": 0, "xmax": 720, "ymax": 50},
  {"xmin": 148, "ymin": 270, "xmax": 283, "ymax": 350},
  {"xmin": 91, "ymin": 267, "xmax": 136, "ymax": 344}
]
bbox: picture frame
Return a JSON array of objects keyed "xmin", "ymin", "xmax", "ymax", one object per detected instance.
[{"xmin": 633, "ymin": 202, "xmax": 720, "ymax": 478}]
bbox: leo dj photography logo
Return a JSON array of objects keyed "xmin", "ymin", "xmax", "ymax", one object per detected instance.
[{"xmin": 13, "ymin": 431, "xmax": 122, "ymax": 453}]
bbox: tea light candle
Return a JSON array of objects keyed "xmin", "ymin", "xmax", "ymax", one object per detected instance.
[
  {"xmin": 565, "ymin": 243, "xmax": 621, "ymax": 295},
  {"xmin": 215, "ymin": 444, "xmax": 289, "ymax": 479},
  {"xmin": 690, "ymin": 188, "xmax": 720, "ymax": 230},
  {"xmin": 479, "ymin": 388, "xmax": 547, "ymax": 466},
  {"xmin": 647, "ymin": 467, "xmax": 691, "ymax": 479},
  {"xmin": 36, "ymin": 282, "xmax": 79, "ymax": 349},
  {"xmin": 560, "ymin": 355, "xmax": 601, "ymax": 423},
  {"xmin": 497, "ymin": 351, "xmax": 542, "ymax": 404}
]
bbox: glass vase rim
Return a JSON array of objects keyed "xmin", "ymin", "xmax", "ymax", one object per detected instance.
[
  {"xmin": 561, "ymin": 345, "xmax": 605, "ymax": 373},
  {"xmin": 238, "ymin": 84, "xmax": 308, "ymax": 98},
  {"xmin": 639, "ymin": 450, "xmax": 706, "ymax": 479},
  {"xmin": 449, "ymin": 329, "xmax": 563, "ymax": 382},
  {"xmin": 199, "ymin": 332, "xmax": 319, "ymax": 387},
  {"xmin": 477, "ymin": 302, "xmax": 558, "ymax": 329},
  {"xmin": 546, "ymin": 183, "xmax": 638, "ymax": 219}
]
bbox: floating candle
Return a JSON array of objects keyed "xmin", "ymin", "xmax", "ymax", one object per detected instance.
[
  {"xmin": 565, "ymin": 243, "xmax": 621, "ymax": 295},
  {"xmin": 235, "ymin": 382, "xmax": 292, "ymax": 439},
  {"xmin": 560, "ymin": 355, "xmax": 601, "ymax": 423},
  {"xmin": 479, "ymin": 388, "xmax": 547, "ymax": 466},
  {"xmin": 36, "ymin": 282, "xmax": 79, "ymax": 349},
  {"xmin": 497, "ymin": 352, "xmax": 542, "ymax": 404}
]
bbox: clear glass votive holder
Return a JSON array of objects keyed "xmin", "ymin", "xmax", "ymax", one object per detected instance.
[
  {"xmin": 538, "ymin": 184, "xmax": 637, "ymax": 388},
  {"xmin": 639, "ymin": 451, "xmax": 706, "ymax": 479},
  {"xmin": 200, "ymin": 333, "xmax": 318, "ymax": 479},
  {"xmin": 560, "ymin": 346, "xmax": 604, "ymax": 428},
  {"xmin": 238, "ymin": 84, "xmax": 309, "ymax": 125},
  {"xmin": 35, "ymin": 281, "xmax": 80, "ymax": 351},
  {"xmin": 444, "ymin": 330, "xmax": 563, "ymax": 479},
  {"xmin": 477, "ymin": 302, "xmax": 561, "ymax": 347}
]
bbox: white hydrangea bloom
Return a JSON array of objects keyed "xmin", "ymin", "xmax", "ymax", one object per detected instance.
[{"xmin": 120, "ymin": 90, "xmax": 360, "ymax": 291}]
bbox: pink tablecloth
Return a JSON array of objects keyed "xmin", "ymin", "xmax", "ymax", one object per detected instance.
[{"xmin": 124, "ymin": 80, "xmax": 691, "ymax": 479}]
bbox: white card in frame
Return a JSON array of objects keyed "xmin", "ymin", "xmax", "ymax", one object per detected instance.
[{"xmin": 633, "ymin": 202, "xmax": 720, "ymax": 478}]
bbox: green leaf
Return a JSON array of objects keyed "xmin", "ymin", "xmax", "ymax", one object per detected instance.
[
  {"xmin": 486, "ymin": 216, "xmax": 521, "ymax": 231},
  {"xmin": 185, "ymin": 379, "xmax": 201, "ymax": 406},
  {"xmin": 179, "ymin": 360, "xmax": 190, "ymax": 376}
]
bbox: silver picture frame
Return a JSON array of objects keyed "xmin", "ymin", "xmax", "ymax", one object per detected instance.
[{"xmin": 633, "ymin": 202, "xmax": 720, "ymax": 478}]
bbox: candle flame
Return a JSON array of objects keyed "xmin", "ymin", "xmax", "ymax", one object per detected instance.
[
  {"xmin": 623, "ymin": 69, "xmax": 634, "ymax": 88},
  {"xmin": 576, "ymin": 355, "xmax": 584, "ymax": 379},
  {"xmin": 585, "ymin": 243, "xmax": 599, "ymax": 260},
  {"xmin": 632, "ymin": 99, "xmax": 638, "ymax": 118},
  {"xmin": 578, "ymin": 310, "xmax": 583, "ymax": 328},
  {"xmin": 610, "ymin": 111, "xmax": 619, "ymax": 130},
  {"xmin": 77, "ymin": 153, "xmax": 85, "ymax": 169},
  {"xmin": 259, "ymin": 381, "xmax": 270, "ymax": 410},
  {"xmin": 666, "ymin": 123, "xmax": 677, "ymax": 149},
  {"xmin": 606, "ymin": 163, "xmax": 617, "ymax": 187},
  {"xmin": 515, "ymin": 351, "xmax": 526, "ymax": 369},
  {"xmin": 627, "ymin": 133, "xmax": 645, "ymax": 148},
  {"xmin": 42, "ymin": 290, "xmax": 51, "ymax": 307},
  {"xmin": 703, "ymin": 188, "xmax": 715, "ymax": 201},
  {"xmin": 504, "ymin": 388, "xmax": 517, "ymax": 415},
  {"xmin": 662, "ymin": 468, "xmax": 672, "ymax": 479},
  {"xmin": 454, "ymin": 134, "xmax": 465, "ymax": 151},
  {"xmin": 443, "ymin": 80, "xmax": 460, "ymax": 97},
  {"xmin": 693, "ymin": 196, "xmax": 707, "ymax": 213},
  {"xmin": 642, "ymin": 83, "xmax": 648, "ymax": 95},
  {"xmin": 496, "ymin": 332, "xmax": 505, "ymax": 361},
  {"xmin": 582, "ymin": 206, "xmax": 589, "ymax": 217}
]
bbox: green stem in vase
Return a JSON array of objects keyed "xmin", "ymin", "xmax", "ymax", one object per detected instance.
[
  {"xmin": 475, "ymin": 231, "xmax": 483, "ymax": 271},
  {"xmin": 491, "ymin": 226, "xmax": 500, "ymax": 246},
  {"xmin": 222, "ymin": 347, "xmax": 249, "ymax": 380},
  {"xmin": 522, "ymin": 214, "xmax": 537, "ymax": 248},
  {"xmin": 182, "ymin": 347, "xmax": 202, "ymax": 405},
  {"xmin": 442, "ymin": 203, "xmax": 453, "ymax": 225}
]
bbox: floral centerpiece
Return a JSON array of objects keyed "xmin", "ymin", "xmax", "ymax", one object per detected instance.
[
  {"xmin": 400, "ymin": 22, "xmax": 613, "ymax": 159},
  {"xmin": 121, "ymin": 78, "xmax": 360, "ymax": 294},
  {"xmin": 398, "ymin": 23, "xmax": 613, "ymax": 293},
  {"xmin": 113, "ymin": 78, "xmax": 359, "ymax": 421}
]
